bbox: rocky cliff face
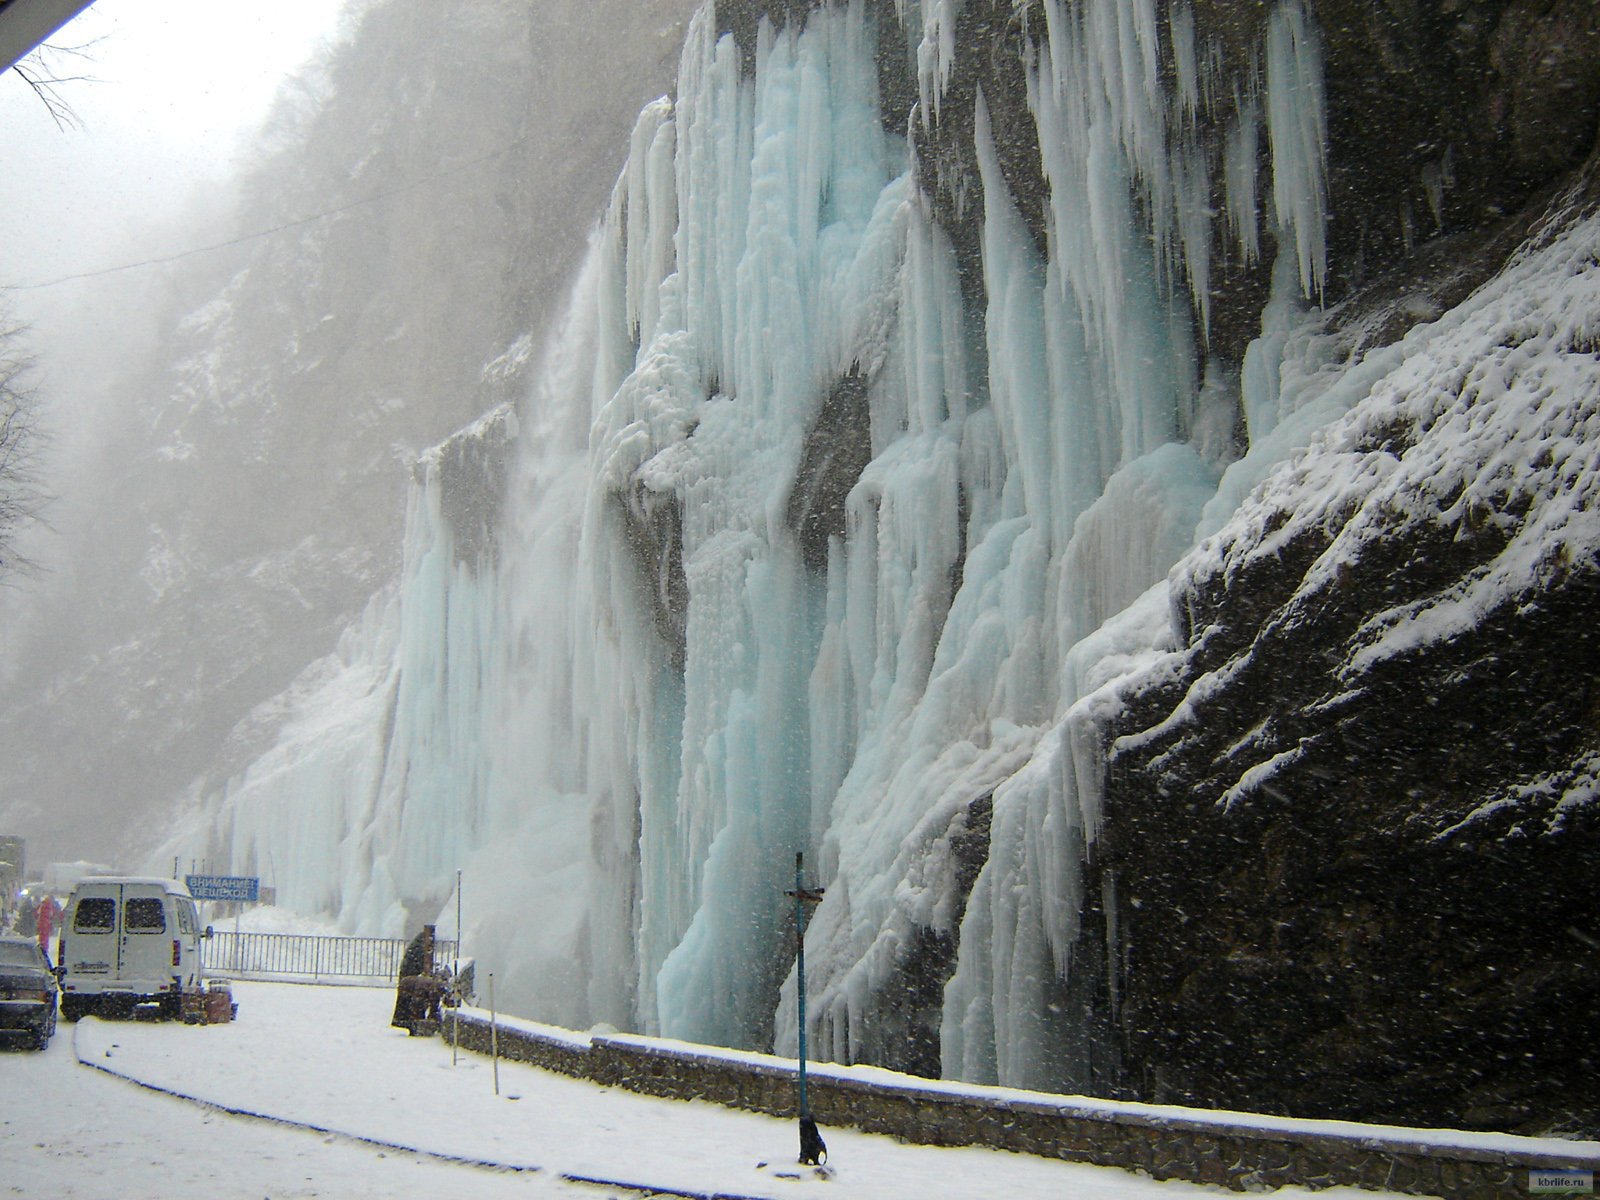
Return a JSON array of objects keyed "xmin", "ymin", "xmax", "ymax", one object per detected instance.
[
  {"xmin": 1095, "ymin": 153, "xmax": 1600, "ymax": 1134},
  {"xmin": 827, "ymin": 0, "xmax": 1600, "ymax": 1132}
]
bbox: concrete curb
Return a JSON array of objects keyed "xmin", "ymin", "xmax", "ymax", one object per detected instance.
[{"xmin": 447, "ymin": 1011, "xmax": 1600, "ymax": 1199}]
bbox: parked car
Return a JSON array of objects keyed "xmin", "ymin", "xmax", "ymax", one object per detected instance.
[
  {"xmin": 0, "ymin": 934, "xmax": 58, "ymax": 1050},
  {"xmin": 57, "ymin": 877, "xmax": 205, "ymax": 1021}
]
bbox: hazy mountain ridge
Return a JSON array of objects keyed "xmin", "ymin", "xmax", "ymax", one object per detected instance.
[{"xmin": 0, "ymin": 0, "xmax": 699, "ymax": 863}]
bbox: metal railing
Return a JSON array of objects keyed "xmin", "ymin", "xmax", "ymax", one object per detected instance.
[{"xmin": 202, "ymin": 931, "xmax": 459, "ymax": 983}]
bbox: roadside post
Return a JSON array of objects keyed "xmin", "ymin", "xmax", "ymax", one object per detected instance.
[
  {"xmin": 489, "ymin": 971, "xmax": 500, "ymax": 1096},
  {"xmin": 786, "ymin": 852, "xmax": 827, "ymax": 1166},
  {"xmin": 453, "ymin": 868, "xmax": 462, "ymax": 1066}
]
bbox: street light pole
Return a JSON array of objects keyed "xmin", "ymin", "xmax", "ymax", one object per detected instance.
[{"xmin": 788, "ymin": 852, "xmax": 827, "ymax": 1166}]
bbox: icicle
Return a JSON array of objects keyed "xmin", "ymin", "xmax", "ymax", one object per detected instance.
[
  {"xmin": 624, "ymin": 100, "xmax": 678, "ymax": 352},
  {"xmin": 1173, "ymin": 138, "xmax": 1213, "ymax": 339},
  {"xmin": 1265, "ymin": 0, "xmax": 1328, "ymax": 299},
  {"xmin": 898, "ymin": 0, "xmax": 965, "ymax": 127},
  {"xmin": 1223, "ymin": 83, "xmax": 1262, "ymax": 268},
  {"xmin": 1421, "ymin": 147, "xmax": 1454, "ymax": 234},
  {"xmin": 1168, "ymin": 0, "xmax": 1199, "ymax": 124}
]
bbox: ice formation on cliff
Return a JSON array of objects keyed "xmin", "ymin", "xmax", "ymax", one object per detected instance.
[{"xmin": 159, "ymin": 0, "xmax": 1455, "ymax": 1091}]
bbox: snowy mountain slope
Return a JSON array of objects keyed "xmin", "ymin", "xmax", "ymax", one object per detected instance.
[{"xmin": 140, "ymin": 0, "xmax": 1600, "ymax": 1137}]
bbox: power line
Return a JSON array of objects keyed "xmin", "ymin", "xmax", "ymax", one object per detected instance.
[{"xmin": 10, "ymin": 133, "xmax": 533, "ymax": 292}]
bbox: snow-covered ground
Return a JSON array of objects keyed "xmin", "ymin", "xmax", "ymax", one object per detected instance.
[{"xmin": 0, "ymin": 979, "xmax": 1391, "ymax": 1199}]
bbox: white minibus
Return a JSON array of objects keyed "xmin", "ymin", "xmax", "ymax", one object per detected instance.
[{"xmin": 57, "ymin": 877, "xmax": 205, "ymax": 1020}]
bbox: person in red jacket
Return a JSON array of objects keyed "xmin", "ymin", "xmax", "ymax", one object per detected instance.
[{"xmin": 36, "ymin": 895, "xmax": 60, "ymax": 962}]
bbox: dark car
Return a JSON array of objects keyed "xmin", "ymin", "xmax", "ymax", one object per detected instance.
[{"xmin": 0, "ymin": 934, "xmax": 58, "ymax": 1050}]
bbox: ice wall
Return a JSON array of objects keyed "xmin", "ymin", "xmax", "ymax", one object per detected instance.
[
  {"xmin": 793, "ymin": 0, "xmax": 1333, "ymax": 1089},
  {"xmin": 164, "ymin": 0, "xmax": 1350, "ymax": 1091}
]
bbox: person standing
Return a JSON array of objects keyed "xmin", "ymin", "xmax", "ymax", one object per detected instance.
[
  {"xmin": 36, "ymin": 895, "xmax": 60, "ymax": 959},
  {"xmin": 391, "ymin": 924, "xmax": 444, "ymax": 1034},
  {"xmin": 14, "ymin": 894, "xmax": 37, "ymax": 937}
]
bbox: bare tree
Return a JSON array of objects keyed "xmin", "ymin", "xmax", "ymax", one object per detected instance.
[
  {"xmin": 0, "ymin": 309, "xmax": 47, "ymax": 578},
  {"xmin": 9, "ymin": 42, "xmax": 98, "ymax": 130}
]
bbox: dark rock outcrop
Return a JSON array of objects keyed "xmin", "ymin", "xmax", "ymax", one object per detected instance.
[
  {"xmin": 619, "ymin": 476, "xmax": 690, "ymax": 670},
  {"xmin": 786, "ymin": 366, "xmax": 874, "ymax": 573},
  {"xmin": 424, "ymin": 404, "xmax": 517, "ymax": 570},
  {"xmin": 1095, "ymin": 149, "xmax": 1600, "ymax": 1133},
  {"xmin": 841, "ymin": 794, "xmax": 996, "ymax": 1080}
]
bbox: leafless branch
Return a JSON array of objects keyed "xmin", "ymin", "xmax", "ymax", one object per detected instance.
[
  {"xmin": 9, "ymin": 39, "xmax": 103, "ymax": 131},
  {"xmin": 0, "ymin": 311, "xmax": 50, "ymax": 579}
]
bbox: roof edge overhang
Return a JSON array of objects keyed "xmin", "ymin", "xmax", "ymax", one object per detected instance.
[{"xmin": 0, "ymin": 0, "xmax": 97, "ymax": 74}]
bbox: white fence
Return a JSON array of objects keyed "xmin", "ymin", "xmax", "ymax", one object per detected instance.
[{"xmin": 202, "ymin": 931, "xmax": 459, "ymax": 984}]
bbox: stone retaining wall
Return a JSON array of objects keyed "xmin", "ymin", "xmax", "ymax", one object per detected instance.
[{"xmin": 444, "ymin": 1012, "xmax": 1597, "ymax": 1198}]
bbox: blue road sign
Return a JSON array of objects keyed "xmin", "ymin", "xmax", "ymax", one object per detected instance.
[{"xmin": 186, "ymin": 874, "xmax": 260, "ymax": 902}]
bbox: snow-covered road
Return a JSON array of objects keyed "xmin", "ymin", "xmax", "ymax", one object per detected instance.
[
  {"xmin": 0, "ymin": 980, "xmax": 1376, "ymax": 1199},
  {"xmin": 0, "ymin": 1008, "xmax": 568, "ymax": 1198}
]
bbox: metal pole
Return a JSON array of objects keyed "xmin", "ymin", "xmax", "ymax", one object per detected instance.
[
  {"xmin": 453, "ymin": 867, "xmax": 463, "ymax": 1067},
  {"xmin": 489, "ymin": 972, "xmax": 500, "ymax": 1096},
  {"xmin": 789, "ymin": 852, "xmax": 827, "ymax": 1167},
  {"xmin": 795, "ymin": 852, "xmax": 810, "ymax": 1119}
]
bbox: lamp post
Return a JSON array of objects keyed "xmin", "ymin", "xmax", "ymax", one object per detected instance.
[{"xmin": 787, "ymin": 851, "xmax": 827, "ymax": 1166}]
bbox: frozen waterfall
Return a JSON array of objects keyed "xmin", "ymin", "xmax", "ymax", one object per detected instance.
[{"xmin": 166, "ymin": 0, "xmax": 1348, "ymax": 1092}]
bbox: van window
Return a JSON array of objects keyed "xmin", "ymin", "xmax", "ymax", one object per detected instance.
[
  {"xmin": 125, "ymin": 898, "xmax": 167, "ymax": 933},
  {"xmin": 74, "ymin": 898, "xmax": 116, "ymax": 933},
  {"xmin": 177, "ymin": 899, "xmax": 198, "ymax": 935}
]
